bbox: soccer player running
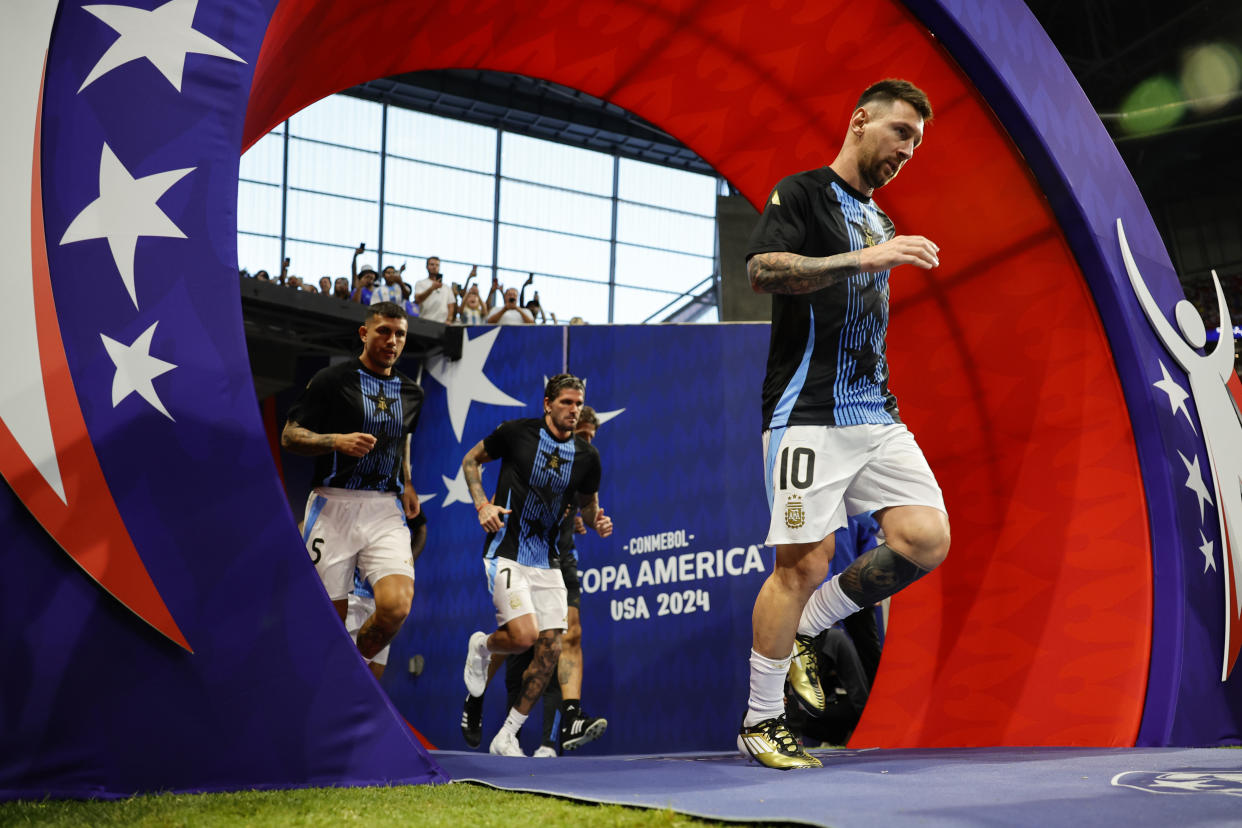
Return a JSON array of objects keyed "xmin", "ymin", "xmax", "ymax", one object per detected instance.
[
  {"xmin": 739, "ymin": 79, "xmax": 950, "ymax": 769},
  {"xmin": 461, "ymin": 375, "xmax": 613, "ymax": 756},
  {"xmin": 281, "ymin": 301, "xmax": 424, "ymax": 666},
  {"xmin": 486, "ymin": 406, "xmax": 607, "ymax": 756}
]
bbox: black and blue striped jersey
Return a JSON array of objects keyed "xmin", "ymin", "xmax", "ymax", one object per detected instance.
[
  {"xmin": 482, "ymin": 418, "xmax": 601, "ymax": 569},
  {"xmin": 286, "ymin": 359, "xmax": 424, "ymax": 493},
  {"xmin": 747, "ymin": 167, "xmax": 902, "ymax": 429}
]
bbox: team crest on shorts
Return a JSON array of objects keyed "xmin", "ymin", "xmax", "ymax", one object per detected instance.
[
  {"xmin": 785, "ymin": 495, "xmax": 805, "ymax": 529},
  {"xmin": 510, "ymin": 596, "xmax": 522, "ymax": 609}
]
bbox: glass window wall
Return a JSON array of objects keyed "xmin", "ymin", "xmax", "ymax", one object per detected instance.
[{"xmin": 237, "ymin": 93, "xmax": 719, "ymax": 323}]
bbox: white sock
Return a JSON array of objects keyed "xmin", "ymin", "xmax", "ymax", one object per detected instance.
[
  {"xmin": 797, "ymin": 575, "xmax": 861, "ymax": 637},
  {"xmin": 501, "ymin": 707, "xmax": 528, "ymax": 736},
  {"xmin": 744, "ymin": 649, "xmax": 791, "ymax": 727}
]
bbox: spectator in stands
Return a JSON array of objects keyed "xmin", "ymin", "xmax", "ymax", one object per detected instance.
[
  {"xmin": 351, "ymin": 266, "xmax": 378, "ymax": 304},
  {"xmin": 414, "ymin": 256, "xmax": 455, "ymax": 323},
  {"xmin": 318, "ymin": 276, "xmax": 332, "ymax": 296},
  {"xmin": 333, "ymin": 277, "xmax": 351, "ymax": 300},
  {"xmin": 526, "ymin": 293, "xmax": 548, "ymax": 324},
  {"xmin": 488, "ymin": 287, "xmax": 534, "ymax": 324},
  {"xmin": 372, "ymin": 264, "xmax": 406, "ymax": 305},
  {"xmin": 456, "ymin": 283, "xmax": 488, "ymax": 324},
  {"xmin": 254, "ymin": 270, "xmax": 271, "ymax": 282},
  {"xmin": 350, "ymin": 243, "xmax": 369, "ymax": 289},
  {"xmin": 400, "ymin": 282, "xmax": 419, "ymax": 317}
]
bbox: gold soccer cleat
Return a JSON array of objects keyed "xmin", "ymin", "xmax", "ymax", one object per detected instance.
[
  {"xmin": 737, "ymin": 715, "xmax": 822, "ymax": 770},
  {"xmin": 787, "ymin": 634, "xmax": 826, "ymax": 715}
]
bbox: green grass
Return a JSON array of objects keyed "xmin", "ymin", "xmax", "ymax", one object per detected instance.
[{"xmin": 0, "ymin": 783, "xmax": 747, "ymax": 828}]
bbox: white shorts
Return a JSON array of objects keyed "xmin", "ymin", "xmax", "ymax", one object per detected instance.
[
  {"xmin": 302, "ymin": 487, "xmax": 414, "ymax": 601},
  {"xmin": 485, "ymin": 558, "xmax": 568, "ymax": 633},
  {"xmin": 763, "ymin": 423, "xmax": 945, "ymax": 546},
  {"xmin": 345, "ymin": 592, "xmax": 389, "ymax": 666}
]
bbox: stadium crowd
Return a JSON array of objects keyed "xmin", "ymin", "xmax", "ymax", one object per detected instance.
[{"xmin": 241, "ymin": 243, "xmax": 585, "ymax": 325}]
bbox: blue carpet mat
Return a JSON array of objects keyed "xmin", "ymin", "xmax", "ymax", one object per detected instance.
[{"xmin": 435, "ymin": 746, "xmax": 1242, "ymax": 826}]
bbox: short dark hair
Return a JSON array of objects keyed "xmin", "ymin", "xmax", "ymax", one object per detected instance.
[
  {"xmin": 365, "ymin": 301, "xmax": 407, "ymax": 323},
  {"xmin": 544, "ymin": 373, "xmax": 584, "ymax": 401},
  {"xmin": 858, "ymin": 79, "xmax": 932, "ymax": 122},
  {"xmin": 578, "ymin": 406, "xmax": 598, "ymax": 428}
]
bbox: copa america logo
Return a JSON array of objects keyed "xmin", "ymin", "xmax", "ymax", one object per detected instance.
[{"xmin": 1111, "ymin": 771, "xmax": 1242, "ymax": 796}]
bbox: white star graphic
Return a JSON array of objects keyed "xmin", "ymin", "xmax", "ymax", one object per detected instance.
[
  {"xmin": 1149, "ymin": 778, "xmax": 1221, "ymax": 791},
  {"xmin": 416, "ymin": 492, "xmax": 438, "ymax": 506},
  {"xmin": 1177, "ymin": 450, "xmax": 1214, "ymax": 524},
  {"xmin": 100, "ymin": 322, "xmax": 176, "ymax": 419},
  {"xmin": 79, "ymin": 0, "xmax": 245, "ymax": 93},
  {"xmin": 595, "ymin": 408, "xmax": 626, "ymax": 426},
  {"xmin": 1199, "ymin": 530, "xmax": 1217, "ymax": 573},
  {"xmin": 1152, "ymin": 360, "xmax": 1197, "ymax": 433},
  {"xmin": 60, "ymin": 144, "xmax": 193, "ymax": 309},
  {"xmin": 441, "ymin": 466, "xmax": 475, "ymax": 508},
  {"xmin": 425, "ymin": 328, "xmax": 525, "ymax": 442}
]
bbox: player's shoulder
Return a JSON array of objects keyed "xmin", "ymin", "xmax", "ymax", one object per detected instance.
[
  {"xmin": 764, "ymin": 167, "xmax": 833, "ymax": 211},
  {"xmin": 392, "ymin": 367, "xmax": 423, "ymax": 391},
  {"xmin": 574, "ymin": 436, "xmax": 601, "ymax": 461},
  {"xmin": 495, "ymin": 417, "xmax": 541, "ymax": 434},
  {"xmin": 307, "ymin": 358, "xmax": 357, "ymax": 386}
]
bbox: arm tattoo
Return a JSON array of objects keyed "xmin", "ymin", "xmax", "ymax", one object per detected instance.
[
  {"xmin": 839, "ymin": 543, "xmax": 930, "ymax": 607},
  {"xmin": 462, "ymin": 444, "xmax": 491, "ymax": 508},
  {"xmin": 355, "ymin": 616, "xmax": 391, "ymax": 660},
  {"xmin": 520, "ymin": 631, "xmax": 561, "ymax": 708},
  {"xmin": 280, "ymin": 421, "xmax": 335, "ymax": 456},
  {"xmin": 748, "ymin": 251, "xmax": 862, "ymax": 295},
  {"xmin": 577, "ymin": 492, "xmax": 600, "ymax": 525}
]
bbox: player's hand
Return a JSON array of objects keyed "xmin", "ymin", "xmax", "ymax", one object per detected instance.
[
  {"xmin": 593, "ymin": 508, "xmax": 612, "ymax": 538},
  {"xmin": 858, "ymin": 235, "xmax": 939, "ymax": 272},
  {"xmin": 334, "ymin": 432, "xmax": 377, "ymax": 457},
  {"xmin": 478, "ymin": 503, "xmax": 511, "ymax": 533},
  {"xmin": 573, "ymin": 515, "xmax": 587, "ymax": 535},
  {"xmin": 403, "ymin": 487, "xmax": 421, "ymax": 518}
]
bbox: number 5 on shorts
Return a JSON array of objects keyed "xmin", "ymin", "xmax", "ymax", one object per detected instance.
[
  {"xmin": 778, "ymin": 446, "xmax": 815, "ymax": 490},
  {"xmin": 310, "ymin": 537, "xmax": 324, "ymax": 565}
]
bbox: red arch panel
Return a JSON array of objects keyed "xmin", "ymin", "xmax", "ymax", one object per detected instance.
[{"xmin": 247, "ymin": 0, "xmax": 1151, "ymax": 746}]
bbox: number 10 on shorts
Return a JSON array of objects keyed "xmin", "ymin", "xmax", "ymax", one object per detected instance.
[{"xmin": 778, "ymin": 446, "xmax": 815, "ymax": 490}]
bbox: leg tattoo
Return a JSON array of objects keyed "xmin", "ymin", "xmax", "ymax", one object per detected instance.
[
  {"xmin": 520, "ymin": 631, "xmax": 561, "ymax": 711},
  {"xmin": 839, "ymin": 543, "xmax": 930, "ymax": 607}
]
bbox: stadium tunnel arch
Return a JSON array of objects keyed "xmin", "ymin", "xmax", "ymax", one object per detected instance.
[{"xmin": 242, "ymin": 0, "xmax": 1152, "ymax": 747}]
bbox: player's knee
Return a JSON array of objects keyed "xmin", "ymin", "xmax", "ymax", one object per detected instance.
[
  {"xmin": 374, "ymin": 588, "xmax": 413, "ymax": 628},
  {"xmin": 774, "ymin": 547, "xmax": 832, "ymax": 595},
  {"xmin": 889, "ymin": 511, "xmax": 950, "ymax": 570},
  {"xmin": 511, "ymin": 627, "xmax": 539, "ymax": 651}
]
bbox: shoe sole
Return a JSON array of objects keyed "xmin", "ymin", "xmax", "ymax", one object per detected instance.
[
  {"xmin": 786, "ymin": 679, "xmax": 827, "ymax": 717},
  {"xmin": 463, "ymin": 632, "xmax": 488, "ymax": 697},
  {"xmin": 561, "ymin": 718, "xmax": 607, "ymax": 751}
]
